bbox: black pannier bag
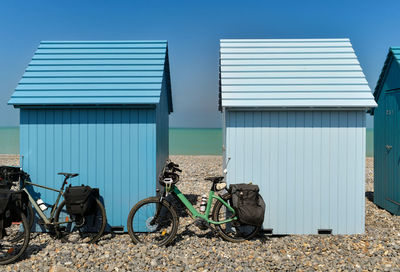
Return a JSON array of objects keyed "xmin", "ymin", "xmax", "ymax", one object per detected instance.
[
  {"xmin": 0, "ymin": 190, "xmax": 12, "ymax": 238},
  {"xmin": 0, "ymin": 166, "xmax": 23, "ymax": 190},
  {"xmin": 0, "ymin": 189, "xmax": 28, "ymax": 237},
  {"xmin": 230, "ymin": 184, "xmax": 266, "ymax": 227},
  {"xmin": 64, "ymin": 186, "xmax": 99, "ymax": 216},
  {"xmin": 0, "ymin": 190, "xmax": 11, "ymax": 216}
]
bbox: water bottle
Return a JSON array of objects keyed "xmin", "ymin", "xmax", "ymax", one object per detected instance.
[
  {"xmin": 36, "ymin": 198, "xmax": 48, "ymax": 211},
  {"xmin": 200, "ymin": 194, "xmax": 207, "ymax": 212}
]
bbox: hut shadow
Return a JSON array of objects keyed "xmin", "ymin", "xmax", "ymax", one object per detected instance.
[
  {"xmin": 365, "ymin": 191, "xmax": 374, "ymax": 202},
  {"xmin": 97, "ymin": 195, "xmax": 118, "ymax": 237}
]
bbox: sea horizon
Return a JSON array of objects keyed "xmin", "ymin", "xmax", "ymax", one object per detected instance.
[{"xmin": 0, "ymin": 126, "xmax": 373, "ymax": 156}]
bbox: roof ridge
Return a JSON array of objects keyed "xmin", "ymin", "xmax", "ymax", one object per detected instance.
[
  {"xmin": 40, "ymin": 40, "xmax": 168, "ymax": 44},
  {"xmin": 220, "ymin": 38, "xmax": 350, "ymax": 42}
]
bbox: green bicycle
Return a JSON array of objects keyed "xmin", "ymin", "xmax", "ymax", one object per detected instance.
[{"xmin": 127, "ymin": 162, "xmax": 260, "ymax": 246}]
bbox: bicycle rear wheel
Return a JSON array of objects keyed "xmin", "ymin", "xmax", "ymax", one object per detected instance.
[
  {"xmin": 0, "ymin": 207, "xmax": 30, "ymax": 265},
  {"xmin": 212, "ymin": 193, "xmax": 260, "ymax": 242},
  {"xmin": 54, "ymin": 198, "xmax": 107, "ymax": 244},
  {"xmin": 127, "ymin": 197, "xmax": 178, "ymax": 246}
]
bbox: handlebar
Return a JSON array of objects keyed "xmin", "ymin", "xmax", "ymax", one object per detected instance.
[
  {"xmin": 166, "ymin": 162, "xmax": 181, "ymax": 173},
  {"xmin": 167, "ymin": 162, "xmax": 179, "ymax": 168},
  {"xmin": 0, "ymin": 168, "xmax": 29, "ymax": 189}
]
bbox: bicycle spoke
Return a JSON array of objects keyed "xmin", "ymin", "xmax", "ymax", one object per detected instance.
[
  {"xmin": 212, "ymin": 194, "xmax": 259, "ymax": 242},
  {"xmin": 0, "ymin": 211, "xmax": 30, "ymax": 265},
  {"xmin": 128, "ymin": 197, "xmax": 178, "ymax": 246},
  {"xmin": 55, "ymin": 199, "xmax": 106, "ymax": 244}
]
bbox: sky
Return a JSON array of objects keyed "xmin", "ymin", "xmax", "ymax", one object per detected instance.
[{"xmin": 0, "ymin": 0, "xmax": 399, "ymax": 128}]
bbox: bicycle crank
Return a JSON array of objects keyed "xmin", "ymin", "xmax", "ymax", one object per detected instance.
[{"xmin": 194, "ymin": 218, "xmax": 209, "ymax": 230}]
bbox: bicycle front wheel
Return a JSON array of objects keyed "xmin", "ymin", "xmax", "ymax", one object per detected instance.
[
  {"xmin": 13, "ymin": 203, "xmax": 34, "ymax": 242},
  {"xmin": 54, "ymin": 198, "xmax": 107, "ymax": 244},
  {"xmin": 0, "ymin": 207, "xmax": 30, "ymax": 265},
  {"xmin": 212, "ymin": 193, "xmax": 260, "ymax": 242},
  {"xmin": 127, "ymin": 197, "xmax": 178, "ymax": 246}
]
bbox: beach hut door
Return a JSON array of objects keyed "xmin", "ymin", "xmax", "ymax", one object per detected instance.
[{"xmin": 384, "ymin": 94, "xmax": 396, "ymax": 206}]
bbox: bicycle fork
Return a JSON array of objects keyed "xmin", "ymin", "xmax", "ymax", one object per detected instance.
[{"xmin": 150, "ymin": 198, "xmax": 165, "ymax": 226}]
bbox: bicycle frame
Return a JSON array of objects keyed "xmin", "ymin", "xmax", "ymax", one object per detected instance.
[
  {"xmin": 170, "ymin": 186, "xmax": 237, "ymax": 225},
  {"xmin": 21, "ymin": 180, "xmax": 69, "ymax": 226}
]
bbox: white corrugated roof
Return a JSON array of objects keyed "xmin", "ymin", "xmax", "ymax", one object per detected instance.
[{"xmin": 219, "ymin": 39, "xmax": 377, "ymax": 109}]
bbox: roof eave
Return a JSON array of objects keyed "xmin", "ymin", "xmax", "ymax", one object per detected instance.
[
  {"xmin": 164, "ymin": 47, "xmax": 173, "ymax": 114},
  {"xmin": 374, "ymin": 49, "xmax": 397, "ymax": 102},
  {"xmin": 222, "ymin": 104, "xmax": 377, "ymax": 111}
]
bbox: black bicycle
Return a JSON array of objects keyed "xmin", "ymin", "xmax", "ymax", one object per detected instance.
[{"xmin": 20, "ymin": 171, "xmax": 107, "ymax": 244}]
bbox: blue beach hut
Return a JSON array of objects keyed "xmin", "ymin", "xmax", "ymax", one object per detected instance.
[
  {"xmin": 219, "ymin": 39, "xmax": 376, "ymax": 234},
  {"xmin": 372, "ymin": 47, "xmax": 400, "ymax": 215},
  {"xmin": 8, "ymin": 41, "xmax": 172, "ymax": 231}
]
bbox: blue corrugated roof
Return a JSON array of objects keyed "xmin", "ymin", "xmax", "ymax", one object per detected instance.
[
  {"xmin": 373, "ymin": 47, "xmax": 400, "ymax": 102},
  {"xmin": 9, "ymin": 41, "xmax": 172, "ymax": 112},
  {"xmin": 219, "ymin": 39, "xmax": 376, "ymax": 109}
]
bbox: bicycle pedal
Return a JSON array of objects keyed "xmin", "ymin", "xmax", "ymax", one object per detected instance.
[{"xmin": 194, "ymin": 219, "xmax": 209, "ymax": 230}]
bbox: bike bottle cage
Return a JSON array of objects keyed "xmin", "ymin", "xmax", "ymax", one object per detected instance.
[{"xmin": 163, "ymin": 178, "xmax": 173, "ymax": 196}]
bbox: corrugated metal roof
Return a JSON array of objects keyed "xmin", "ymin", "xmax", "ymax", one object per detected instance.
[
  {"xmin": 373, "ymin": 47, "xmax": 400, "ymax": 102},
  {"xmin": 9, "ymin": 41, "xmax": 172, "ymax": 111},
  {"xmin": 219, "ymin": 39, "xmax": 376, "ymax": 109}
]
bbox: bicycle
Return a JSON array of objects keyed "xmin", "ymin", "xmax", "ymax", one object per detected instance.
[
  {"xmin": 127, "ymin": 162, "xmax": 260, "ymax": 246},
  {"xmin": 0, "ymin": 166, "xmax": 30, "ymax": 265},
  {"xmin": 20, "ymin": 172, "xmax": 107, "ymax": 244}
]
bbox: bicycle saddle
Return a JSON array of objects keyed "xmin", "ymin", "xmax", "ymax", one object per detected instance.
[
  {"xmin": 58, "ymin": 172, "xmax": 79, "ymax": 178},
  {"xmin": 204, "ymin": 176, "xmax": 224, "ymax": 183}
]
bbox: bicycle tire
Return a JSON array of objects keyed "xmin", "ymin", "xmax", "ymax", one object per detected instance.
[
  {"xmin": 212, "ymin": 193, "xmax": 260, "ymax": 242},
  {"xmin": 54, "ymin": 198, "xmax": 107, "ymax": 244},
  {"xmin": 0, "ymin": 207, "xmax": 30, "ymax": 265},
  {"xmin": 127, "ymin": 197, "xmax": 179, "ymax": 246},
  {"xmin": 12, "ymin": 203, "xmax": 34, "ymax": 242}
]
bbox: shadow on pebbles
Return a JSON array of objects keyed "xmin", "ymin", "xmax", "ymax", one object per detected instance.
[{"xmin": 1, "ymin": 155, "xmax": 400, "ymax": 271}]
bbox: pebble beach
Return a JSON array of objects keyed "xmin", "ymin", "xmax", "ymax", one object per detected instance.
[{"xmin": 1, "ymin": 155, "xmax": 399, "ymax": 271}]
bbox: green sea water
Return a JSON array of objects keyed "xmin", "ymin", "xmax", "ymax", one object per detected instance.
[
  {"xmin": 0, "ymin": 127, "xmax": 19, "ymax": 154},
  {"xmin": 0, "ymin": 126, "xmax": 373, "ymax": 156},
  {"xmin": 169, "ymin": 128, "xmax": 222, "ymax": 155}
]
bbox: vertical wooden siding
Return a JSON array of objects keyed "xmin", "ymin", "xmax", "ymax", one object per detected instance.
[
  {"xmin": 20, "ymin": 108, "xmax": 156, "ymax": 230},
  {"xmin": 225, "ymin": 110, "xmax": 366, "ymax": 234},
  {"xmin": 374, "ymin": 58, "xmax": 400, "ymax": 215}
]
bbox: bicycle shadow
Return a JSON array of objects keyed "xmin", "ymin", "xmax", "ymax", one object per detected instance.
[
  {"xmin": 170, "ymin": 226, "xmax": 215, "ymax": 245},
  {"xmin": 170, "ymin": 224, "xmax": 272, "ymax": 246},
  {"xmin": 20, "ymin": 240, "xmax": 49, "ymax": 261}
]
